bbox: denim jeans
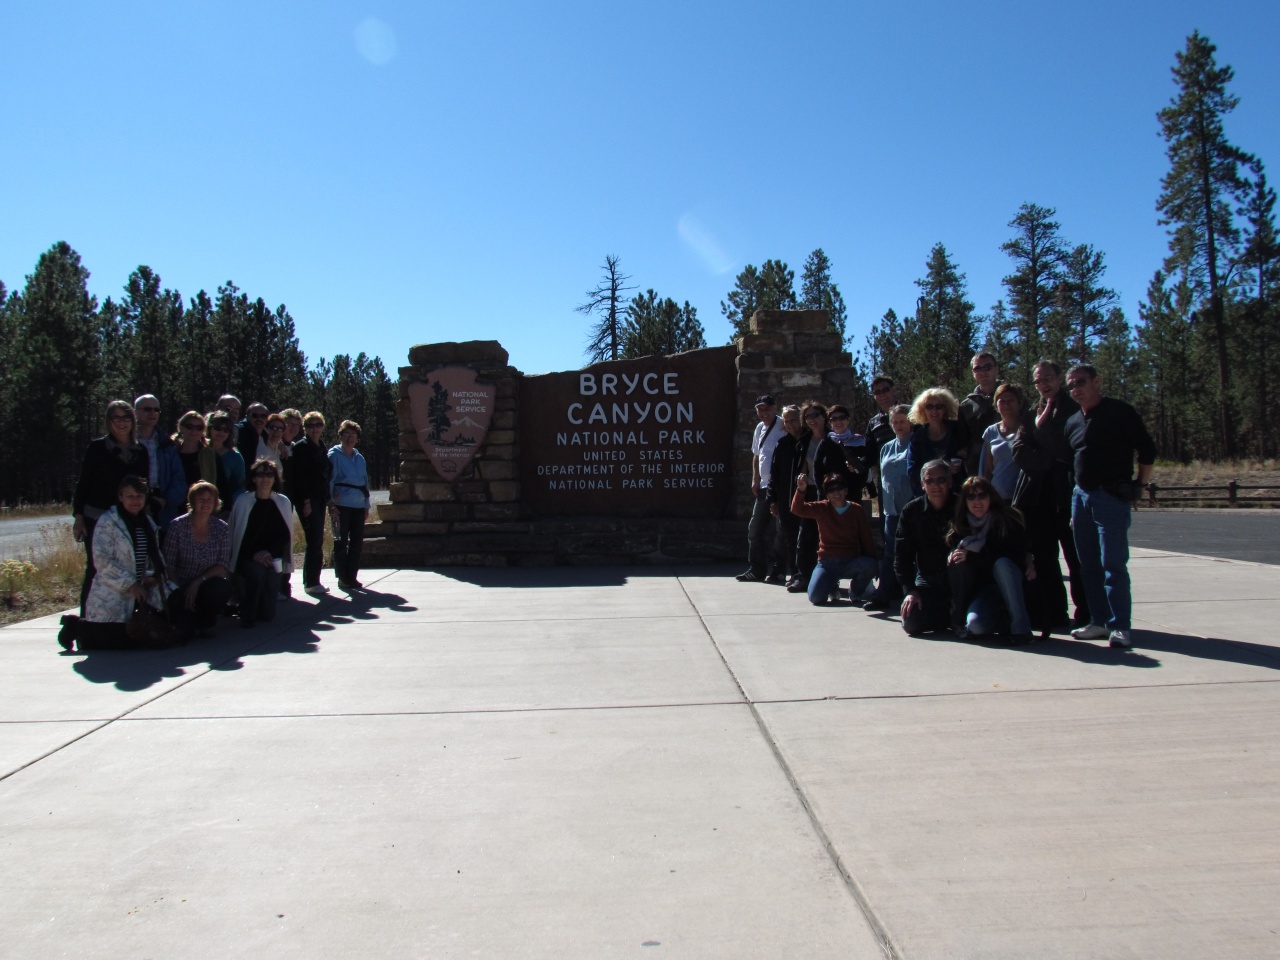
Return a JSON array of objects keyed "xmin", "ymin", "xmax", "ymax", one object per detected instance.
[
  {"xmin": 951, "ymin": 556, "xmax": 1032, "ymax": 636},
  {"xmin": 298, "ymin": 498, "xmax": 327, "ymax": 587},
  {"xmin": 238, "ymin": 559, "xmax": 281, "ymax": 624},
  {"xmin": 807, "ymin": 555, "xmax": 879, "ymax": 605},
  {"xmin": 870, "ymin": 514, "xmax": 901, "ymax": 603},
  {"xmin": 1071, "ymin": 487, "xmax": 1132, "ymax": 631}
]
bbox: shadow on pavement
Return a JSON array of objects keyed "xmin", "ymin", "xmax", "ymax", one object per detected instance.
[
  {"xmin": 1015, "ymin": 628, "xmax": 1280, "ymax": 672},
  {"xmin": 67, "ymin": 587, "xmax": 417, "ymax": 691}
]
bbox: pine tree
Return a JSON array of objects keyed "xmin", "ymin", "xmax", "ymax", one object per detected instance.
[
  {"xmin": 1056, "ymin": 244, "xmax": 1119, "ymax": 361},
  {"xmin": 913, "ymin": 242, "xmax": 976, "ymax": 392},
  {"xmin": 798, "ymin": 248, "xmax": 849, "ymax": 343},
  {"xmin": 1237, "ymin": 166, "xmax": 1280, "ymax": 455},
  {"xmin": 721, "ymin": 259, "xmax": 796, "ymax": 340},
  {"xmin": 1157, "ymin": 30, "xmax": 1255, "ymax": 456},
  {"xmin": 622, "ymin": 291, "xmax": 706, "ymax": 358},
  {"xmin": 1002, "ymin": 203, "xmax": 1067, "ymax": 387}
]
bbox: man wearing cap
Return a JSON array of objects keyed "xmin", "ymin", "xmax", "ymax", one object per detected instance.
[{"xmin": 736, "ymin": 394, "xmax": 784, "ymax": 583}]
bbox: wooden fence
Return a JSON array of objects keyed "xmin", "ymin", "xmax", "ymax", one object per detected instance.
[{"xmin": 1143, "ymin": 481, "xmax": 1280, "ymax": 507}]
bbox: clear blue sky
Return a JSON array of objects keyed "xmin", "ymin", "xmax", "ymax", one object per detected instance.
[{"xmin": 3, "ymin": 1, "xmax": 1277, "ymax": 378}]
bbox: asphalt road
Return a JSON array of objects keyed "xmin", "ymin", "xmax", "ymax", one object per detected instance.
[
  {"xmin": 1, "ymin": 503, "xmax": 1277, "ymax": 565},
  {"xmin": 1131, "ymin": 509, "xmax": 1280, "ymax": 565}
]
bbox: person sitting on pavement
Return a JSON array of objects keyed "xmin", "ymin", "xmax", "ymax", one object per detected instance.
[
  {"xmin": 894, "ymin": 459, "xmax": 958, "ymax": 636},
  {"xmin": 946, "ymin": 476, "xmax": 1036, "ymax": 644},
  {"xmin": 230, "ymin": 459, "xmax": 295, "ymax": 628},
  {"xmin": 60, "ymin": 475, "xmax": 170, "ymax": 652},
  {"xmin": 790, "ymin": 472, "xmax": 878, "ymax": 607},
  {"xmin": 163, "ymin": 481, "xmax": 232, "ymax": 638},
  {"xmin": 865, "ymin": 403, "xmax": 914, "ymax": 612}
]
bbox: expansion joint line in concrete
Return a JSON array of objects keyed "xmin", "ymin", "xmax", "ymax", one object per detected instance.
[
  {"xmin": 675, "ymin": 576, "xmax": 901, "ymax": 960},
  {"xmin": 0, "ymin": 615, "xmax": 306, "ymax": 785}
]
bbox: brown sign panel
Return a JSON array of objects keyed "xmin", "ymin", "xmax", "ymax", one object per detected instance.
[
  {"xmin": 519, "ymin": 346, "xmax": 737, "ymax": 518},
  {"xmin": 407, "ymin": 367, "xmax": 496, "ymax": 481}
]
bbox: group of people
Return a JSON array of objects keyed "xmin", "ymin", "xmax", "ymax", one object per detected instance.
[
  {"xmin": 738, "ymin": 355, "xmax": 1156, "ymax": 649},
  {"xmin": 60, "ymin": 393, "xmax": 373, "ymax": 651}
]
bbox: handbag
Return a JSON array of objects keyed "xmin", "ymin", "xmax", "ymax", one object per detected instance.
[{"xmin": 125, "ymin": 581, "xmax": 186, "ymax": 647}]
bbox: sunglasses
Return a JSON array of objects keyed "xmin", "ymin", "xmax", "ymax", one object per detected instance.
[
  {"xmin": 108, "ymin": 414, "xmax": 134, "ymax": 422},
  {"xmin": 829, "ymin": 414, "xmax": 849, "ymax": 421},
  {"xmin": 966, "ymin": 492, "xmax": 991, "ymax": 500},
  {"xmin": 137, "ymin": 406, "xmax": 160, "ymax": 413},
  {"xmin": 253, "ymin": 472, "xmax": 275, "ymax": 479},
  {"xmin": 922, "ymin": 477, "xmax": 949, "ymax": 486},
  {"xmin": 924, "ymin": 403, "xmax": 946, "ymax": 411}
]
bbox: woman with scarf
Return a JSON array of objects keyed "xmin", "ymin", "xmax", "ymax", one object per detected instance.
[
  {"xmin": 61, "ymin": 475, "xmax": 169, "ymax": 651},
  {"xmin": 946, "ymin": 476, "xmax": 1035, "ymax": 644},
  {"xmin": 71, "ymin": 400, "xmax": 150, "ymax": 616}
]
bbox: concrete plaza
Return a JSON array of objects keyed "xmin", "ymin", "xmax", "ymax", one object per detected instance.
[{"xmin": 3, "ymin": 546, "xmax": 1279, "ymax": 958}]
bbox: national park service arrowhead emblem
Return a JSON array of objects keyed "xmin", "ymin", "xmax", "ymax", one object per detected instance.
[{"xmin": 408, "ymin": 367, "xmax": 496, "ymax": 481}]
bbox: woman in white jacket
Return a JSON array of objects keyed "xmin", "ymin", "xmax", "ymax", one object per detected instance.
[{"xmin": 60, "ymin": 476, "xmax": 168, "ymax": 651}]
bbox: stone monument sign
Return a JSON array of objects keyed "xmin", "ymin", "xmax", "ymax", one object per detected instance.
[{"xmin": 518, "ymin": 346, "xmax": 737, "ymax": 518}]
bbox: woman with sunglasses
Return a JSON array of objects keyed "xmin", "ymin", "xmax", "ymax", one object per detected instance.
[
  {"xmin": 171, "ymin": 411, "xmax": 220, "ymax": 514},
  {"xmin": 71, "ymin": 401, "xmax": 150, "ymax": 616},
  {"xmin": 206, "ymin": 410, "xmax": 245, "ymax": 520},
  {"xmin": 229, "ymin": 459, "xmax": 295, "ymax": 628},
  {"xmin": 905, "ymin": 387, "xmax": 967, "ymax": 499},
  {"xmin": 946, "ymin": 476, "xmax": 1035, "ymax": 644}
]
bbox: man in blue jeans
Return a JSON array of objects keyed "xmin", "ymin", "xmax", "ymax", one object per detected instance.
[{"xmin": 1063, "ymin": 364, "xmax": 1156, "ymax": 650}]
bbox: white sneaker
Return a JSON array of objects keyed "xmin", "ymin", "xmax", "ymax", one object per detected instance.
[
  {"xmin": 1070, "ymin": 623, "xmax": 1109, "ymax": 640},
  {"xmin": 304, "ymin": 584, "xmax": 329, "ymax": 597},
  {"xmin": 1109, "ymin": 630, "xmax": 1132, "ymax": 649}
]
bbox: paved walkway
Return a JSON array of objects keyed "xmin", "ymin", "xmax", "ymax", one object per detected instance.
[{"xmin": 3, "ymin": 548, "xmax": 1279, "ymax": 958}]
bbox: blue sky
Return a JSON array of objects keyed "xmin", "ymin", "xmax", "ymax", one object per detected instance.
[{"xmin": 3, "ymin": 1, "xmax": 1277, "ymax": 378}]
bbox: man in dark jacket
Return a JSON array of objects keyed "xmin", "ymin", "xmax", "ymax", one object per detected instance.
[
  {"xmin": 894, "ymin": 459, "xmax": 957, "ymax": 635},
  {"xmin": 767, "ymin": 405, "xmax": 807, "ymax": 586}
]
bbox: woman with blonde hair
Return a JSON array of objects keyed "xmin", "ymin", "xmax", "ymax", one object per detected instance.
[{"xmin": 905, "ymin": 387, "xmax": 966, "ymax": 498}]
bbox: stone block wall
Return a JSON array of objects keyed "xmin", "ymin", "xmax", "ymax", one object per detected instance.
[{"xmin": 732, "ymin": 308, "xmax": 854, "ymax": 520}]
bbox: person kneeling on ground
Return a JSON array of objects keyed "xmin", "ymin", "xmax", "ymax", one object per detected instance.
[
  {"xmin": 894, "ymin": 459, "xmax": 957, "ymax": 636},
  {"xmin": 946, "ymin": 476, "xmax": 1036, "ymax": 645},
  {"xmin": 60, "ymin": 475, "xmax": 172, "ymax": 652},
  {"xmin": 164, "ymin": 480, "xmax": 233, "ymax": 638},
  {"xmin": 230, "ymin": 459, "xmax": 295, "ymax": 629},
  {"xmin": 790, "ymin": 472, "xmax": 878, "ymax": 606}
]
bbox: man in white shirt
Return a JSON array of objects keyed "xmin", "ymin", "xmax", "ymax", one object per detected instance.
[{"xmin": 737, "ymin": 395, "xmax": 784, "ymax": 583}]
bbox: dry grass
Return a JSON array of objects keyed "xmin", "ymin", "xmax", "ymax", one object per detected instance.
[
  {"xmin": 1146, "ymin": 460, "xmax": 1280, "ymax": 507},
  {"xmin": 0, "ymin": 502, "xmax": 70, "ymax": 520},
  {"xmin": 0, "ymin": 503, "xmax": 381, "ymax": 627},
  {"xmin": 0, "ymin": 522, "xmax": 83, "ymax": 626}
]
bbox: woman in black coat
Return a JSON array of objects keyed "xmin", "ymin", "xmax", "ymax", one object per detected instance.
[
  {"xmin": 71, "ymin": 400, "xmax": 150, "ymax": 616},
  {"xmin": 945, "ymin": 476, "xmax": 1035, "ymax": 643}
]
